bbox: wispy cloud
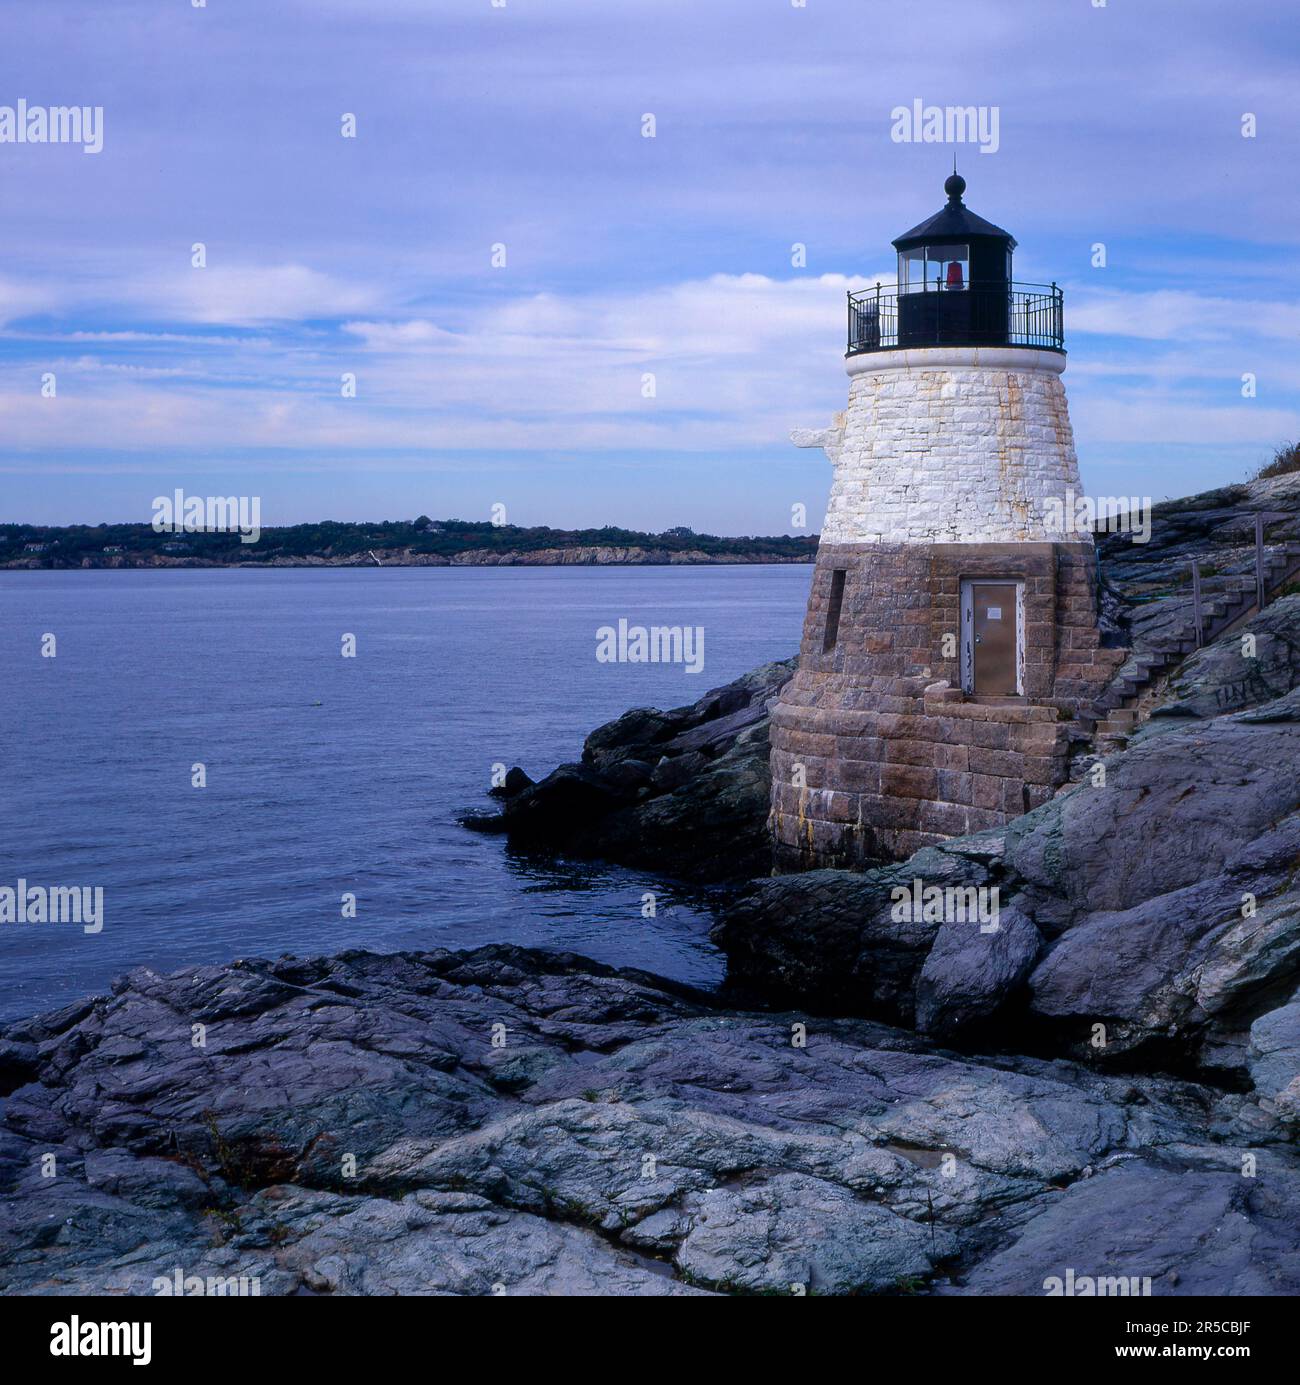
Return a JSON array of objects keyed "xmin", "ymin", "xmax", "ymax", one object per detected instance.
[
  {"xmin": 1068, "ymin": 288, "xmax": 1300, "ymax": 343},
  {"xmin": 0, "ymin": 0, "xmax": 1297, "ymax": 526}
]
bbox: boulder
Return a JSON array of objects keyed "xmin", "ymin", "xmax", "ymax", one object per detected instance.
[
  {"xmin": 915, "ymin": 905, "xmax": 1043, "ymax": 1039},
  {"xmin": 715, "ymin": 852, "xmax": 971, "ymax": 1019},
  {"xmin": 582, "ymin": 707, "xmax": 690, "ymax": 770},
  {"xmin": 1246, "ymin": 995, "xmax": 1300, "ymax": 1135},
  {"xmin": 946, "ymin": 1157, "xmax": 1300, "ymax": 1297},
  {"xmin": 487, "ymin": 766, "xmax": 534, "ymax": 799},
  {"xmin": 464, "ymin": 657, "xmax": 797, "ymax": 882},
  {"xmin": 657, "ymin": 1174, "xmax": 951, "ymax": 1294},
  {"xmin": 1020, "ymin": 721, "xmax": 1300, "ymax": 1060}
]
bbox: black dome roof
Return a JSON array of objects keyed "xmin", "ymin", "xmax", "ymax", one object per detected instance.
[{"xmin": 893, "ymin": 174, "xmax": 1016, "ymax": 250}]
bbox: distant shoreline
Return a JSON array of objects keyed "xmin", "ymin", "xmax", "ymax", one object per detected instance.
[
  {"xmin": 1, "ymin": 548, "xmax": 816, "ymax": 571},
  {"xmin": 0, "ymin": 522, "xmax": 819, "ymax": 570}
]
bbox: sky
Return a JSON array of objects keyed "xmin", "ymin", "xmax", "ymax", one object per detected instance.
[{"xmin": 1, "ymin": 0, "xmax": 1297, "ymax": 534}]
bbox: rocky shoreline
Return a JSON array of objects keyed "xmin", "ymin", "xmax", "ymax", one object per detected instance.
[
  {"xmin": 463, "ymin": 657, "xmax": 797, "ymax": 883},
  {"xmin": 4, "ymin": 638, "xmax": 1296, "ymax": 1293},
  {"xmin": 472, "ymin": 608, "xmax": 1300, "ymax": 1087},
  {"xmin": 3, "ymin": 944, "xmax": 1295, "ymax": 1296},
  {"xmin": 2, "ymin": 478, "xmax": 1298, "ymax": 1296}
]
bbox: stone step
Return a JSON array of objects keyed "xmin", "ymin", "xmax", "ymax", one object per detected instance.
[
  {"xmin": 1094, "ymin": 553, "xmax": 1300, "ymax": 727},
  {"xmin": 1095, "ymin": 732, "xmax": 1130, "ymax": 753},
  {"xmin": 1102, "ymin": 707, "xmax": 1140, "ymax": 726},
  {"xmin": 1096, "ymin": 715, "xmax": 1138, "ymax": 734},
  {"xmin": 1148, "ymin": 637, "xmax": 1197, "ymax": 656}
]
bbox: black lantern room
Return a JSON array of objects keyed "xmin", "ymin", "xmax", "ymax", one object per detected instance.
[{"xmin": 847, "ymin": 173, "xmax": 1063, "ymax": 355}]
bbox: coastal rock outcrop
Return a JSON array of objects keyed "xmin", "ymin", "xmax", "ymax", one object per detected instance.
[
  {"xmin": 716, "ymin": 697, "xmax": 1300, "ymax": 1084},
  {"xmin": 463, "ymin": 658, "xmax": 796, "ymax": 882},
  {"xmin": 1247, "ymin": 994, "xmax": 1300, "ymax": 1136},
  {"xmin": 1146, "ymin": 593, "xmax": 1300, "ymax": 721},
  {"xmin": 941, "ymin": 1159, "xmax": 1300, "ymax": 1298},
  {"xmin": 1097, "ymin": 472, "xmax": 1300, "ymax": 656},
  {"xmin": 3, "ymin": 944, "xmax": 1295, "ymax": 1296}
]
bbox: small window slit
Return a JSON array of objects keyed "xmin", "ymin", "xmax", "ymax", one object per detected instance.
[{"xmin": 823, "ymin": 569, "xmax": 846, "ymax": 653}]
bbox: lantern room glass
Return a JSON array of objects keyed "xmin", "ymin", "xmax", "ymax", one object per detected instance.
[
  {"xmin": 897, "ymin": 244, "xmax": 969, "ymax": 292},
  {"xmin": 899, "ymin": 247, "xmax": 925, "ymax": 290}
]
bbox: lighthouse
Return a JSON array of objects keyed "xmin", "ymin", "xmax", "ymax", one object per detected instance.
[{"xmin": 771, "ymin": 172, "xmax": 1125, "ymax": 869}]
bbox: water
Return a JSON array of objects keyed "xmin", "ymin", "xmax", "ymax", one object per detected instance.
[{"xmin": 0, "ymin": 565, "xmax": 810, "ymax": 1023}]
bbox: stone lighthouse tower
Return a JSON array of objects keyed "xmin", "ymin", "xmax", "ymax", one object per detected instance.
[{"xmin": 771, "ymin": 172, "xmax": 1124, "ymax": 869}]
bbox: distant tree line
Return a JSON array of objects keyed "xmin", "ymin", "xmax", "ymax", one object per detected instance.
[{"xmin": 0, "ymin": 518, "xmax": 818, "ymax": 565}]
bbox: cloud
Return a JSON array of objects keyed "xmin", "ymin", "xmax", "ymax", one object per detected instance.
[
  {"xmin": 1074, "ymin": 395, "xmax": 1297, "ymax": 448},
  {"xmin": 341, "ymin": 320, "xmax": 461, "ymax": 349},
  {"xmin": 1068, "ymin": 289, "xmax": 1300, "ymax": 343},
  {"xmin": 122, "ymin": 264, "xmax": 387, "ymax": 326},
  {"xmin": 0, "ymin": 275, "xmax": 62, "ymax": 327},
  {"xmin": 1, "ymin": 269, "xmax": 1296, "ymax": 471}
]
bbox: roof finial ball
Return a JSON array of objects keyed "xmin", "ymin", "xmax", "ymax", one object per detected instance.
[{"xmin": 944, "ymin": 170, "xmax": 966, "ymax": 205}]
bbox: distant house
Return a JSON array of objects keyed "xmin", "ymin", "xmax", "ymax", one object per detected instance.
[
  {"xmin": 161, "ymin": 542, "xmax": 191, "ymax": 554},
  {"xmin": 102, "ymin": 545, "xmax": 125, "ymax": 554},
  {"xmin": 23, "ymin": 542, "xmax": 49, "ymax": 553}
]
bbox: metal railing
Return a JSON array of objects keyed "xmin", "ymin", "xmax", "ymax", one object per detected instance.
[
  {"xmin": 846, "ymin": 280, "xmax": 1064, "ymax": 355},
  {"xmin": 1189, "ymin": 510, "xmax": 1293, "ymax": 648}
]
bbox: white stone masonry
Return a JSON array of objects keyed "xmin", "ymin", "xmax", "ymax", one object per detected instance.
[{"xmin": 794, "ymin": 347, "xmax": 1086, "ymax": 546}]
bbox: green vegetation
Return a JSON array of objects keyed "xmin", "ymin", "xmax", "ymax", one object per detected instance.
[{"xmin": 0, "ymin": 518, "xmax": 817, "ymax": 567}]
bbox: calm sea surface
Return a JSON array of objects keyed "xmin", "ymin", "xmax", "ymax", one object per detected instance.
[{"xmin": 0, "ymin": 565, "xmax": 810, "ymax": 1022}]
